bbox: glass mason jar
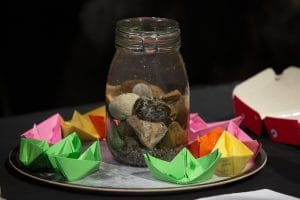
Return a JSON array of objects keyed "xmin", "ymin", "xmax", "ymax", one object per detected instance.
[{"xmin": 105, "ymin": 17, "xmax": 190, "ymax": 166}]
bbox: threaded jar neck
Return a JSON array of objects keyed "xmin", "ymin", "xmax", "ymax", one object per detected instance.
[{"xmin": 115, "ymin": 17, "xmax": 181, "ymax": 52}]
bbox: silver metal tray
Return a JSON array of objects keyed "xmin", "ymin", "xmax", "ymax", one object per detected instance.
[{"xmin": 8, "ymin": 141, "xmax": 267, "ymax": 194}]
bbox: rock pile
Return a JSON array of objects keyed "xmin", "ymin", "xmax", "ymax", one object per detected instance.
[{"xmin": 106, "ymin": 80, "xmax": 189, "ymax": 166}]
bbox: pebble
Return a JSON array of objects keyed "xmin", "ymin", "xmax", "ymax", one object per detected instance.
[
  {"xmin": 161, "ymin": 90, "xmax": 181, "ymax": 102},
  {"xmin": 132, "ymin": 83, "xmax": 153, "ymax": 98},
  {"xmin": 108, "ymin": 93, "xmax": 139, "ymax": 120},
  {"xmin": 149, "ymin": 84, "xmax": 165, "ymax": 96},
  {"xmin": 169, "ymin": 95, "xmax": 189, "ymax": 127},
  {"xmin": 117, "ymin": 121, "xmax": 135, "ymax": 137},
  {"xmin": 106, "ymin": 84, "xmax": 122, "ymax": 103},
  {"xmin": 107, "ymin": 122, "xmax": 124, "ymax": 150},
  {"xmin": 127, "ymin": 115, "xmax": 168, "ymax": 149},
  {"xmin": 121, "ymin": 80, "xmax": 149, "ymax": 93},
  {"xmin": 133, "ymin": 97, "xmax": 172, "ymax": 125},
  {"xmin": 159, "ymin": 121, "xmax": 185, "ymax": 148}
]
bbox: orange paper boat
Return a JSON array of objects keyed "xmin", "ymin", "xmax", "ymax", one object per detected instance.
[{"xmin": 188, "ymin": 128, "xmax": 223, "ymax": 158}]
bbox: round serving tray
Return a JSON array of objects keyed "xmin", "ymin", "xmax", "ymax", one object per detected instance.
[{"xmin": 8, "ymin": 141, "xmax": 267, "ymax": 194}]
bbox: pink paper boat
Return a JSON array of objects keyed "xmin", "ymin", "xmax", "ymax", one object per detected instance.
[
  {"xmin": 21, "ymin": 113, "xmax": 62, "ymax": 144},
  {"xmin": 189, "ymin": 113, "xmax": 243, "ymax": 142},
  {"xmin": 227, "ymin": 121, "xmax": 261, "ymax": 161}
]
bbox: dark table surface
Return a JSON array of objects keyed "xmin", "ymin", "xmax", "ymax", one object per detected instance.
[{"xmin": 1, "ymin": 83, "xmax": 300, "ymax": 200}]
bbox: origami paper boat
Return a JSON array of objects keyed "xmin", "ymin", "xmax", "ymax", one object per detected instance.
[
  {"xmin": 212, "ymin": 131, "xmax": 253, "ymax": 177},
  {"xmin": 189, "ymin": 121, "xmax": 261, "ymax": 161},
  {"xmin": 62, "ymin": 110, "xmax": 100, "ymax": 141},
  {"xmin": 144, "ymin": 148, "xmax": 221, "ymax": 184},
  {"xmin": 19, "ymin": 138, "xmax": 50, "ymax": 170},
  {"xmin": 46, "ymin": 132, "xmax": 82, "ymax": 171},
  {"xmin": 55, "ymin": 140, "xmax": 101, "ymax": 181},
  {"xmin": 227, "ymin": 122, "xmax": 261, "ymax": 161},
  {"xmin": 84, "ymin": 105, "xmax": 106, "ymax": 117},
  {"xmin": 84, "ymin": 106, "xmax": 106, "ymax": 140},
  {"xmin": 188, "ymin": 128, "xmax": 223, "ymax": 158},
  {"xmin": 189, "ymin": 113, "xmax": 243, "ymax": 142},
  {"xmin": 21, "ymin": 113, "xmax": 62, "ymax": 144}
]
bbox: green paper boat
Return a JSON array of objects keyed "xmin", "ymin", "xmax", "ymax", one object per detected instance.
[
  {"xmin": 144, "ymin": 148, "xmax": 221, "ymax": 184},
  {"xmin": 46, "ymin": 132, "xmax": 82, "ymax": 171},
  {"xmin": 55, "ymin": 140, "xmax": 101, "ymax": 181},
  {"xmin": 19, "ymin": 138, "xmax": 50, "ymax": 170}
]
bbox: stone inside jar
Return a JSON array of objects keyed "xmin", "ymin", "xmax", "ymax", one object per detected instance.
[{"xmin": 106, "ymin": 80, "xmax": 188, "ymax": 166}]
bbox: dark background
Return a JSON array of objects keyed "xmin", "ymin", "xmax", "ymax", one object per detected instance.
[{"xmin": 4, "ymin": 0, "xmax": 300, "ymax": 117}]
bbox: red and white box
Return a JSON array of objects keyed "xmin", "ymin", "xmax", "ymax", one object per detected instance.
[{"xmin": 232, "ymin": 66, "xmax": 300, "ymax": 146}]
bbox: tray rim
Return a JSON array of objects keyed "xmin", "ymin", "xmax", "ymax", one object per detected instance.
[{"xmin": 8, "ymin": 146, "xmax": 267, "ymax": 194}]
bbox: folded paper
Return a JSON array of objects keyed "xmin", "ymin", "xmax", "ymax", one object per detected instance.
[
  {"xmin": 227, "ymin": 122, "xmax": 261, "ymax": 161},
  {"xmin": 21, "ymin": 113, "xmax": 62, "ymax": 144},
  {"xmin": 188, "ymin": 128, "xmax": 223, "ymax": 158},
  {"xmin": 85, "ymin": 106, "xmax": 106, "ymax": 140},
  {"xmin": 55, "ymin": 140, "xmax": 101, "ymax": 181},
  {"xmin": 47, "ymin": 132, "xmax": 82, "ymax": 171},
  {"xmin": 19, "ymin": 138, "xmax": 50, "ymax": 170},
  {"xmin": 188, "ymin": 113, "xmax": 261, "ymax": 161},
  {"xmin": 62, "ymin": 111, "xmax": 99, "ymax": 141},
  {"xmin": 144, "ymin": 148, "xmax": 221, "ymax": 184},
  {"xmin": 213, "ymin": 131, "xmax": 253, "ymax": 177},
  {"xmin": 89, "ymin": 115, "xmax": 106, "ymax": 140},
  {"xmin": 62, "ymin": 106, "xmax": 106, "ymax": 141},
  {"xmin": 84, "ymin": 105, "xmax": 106, "ymax": 117},
  {"xmin": 189, "ymin": 113, "xmax": 243, "ymax": 142}
]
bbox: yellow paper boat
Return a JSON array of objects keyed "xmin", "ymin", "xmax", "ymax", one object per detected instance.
[
  {"xmin": 62, "ymin": 106, "xmax": 106, "ymax": 141},
  {"xmin": 84, "ymin": 106, "xmax": 106, "ymax": 117},
  {"xmin": 212, "ymin": 131, "xmax": 253, "ymax": 177}
]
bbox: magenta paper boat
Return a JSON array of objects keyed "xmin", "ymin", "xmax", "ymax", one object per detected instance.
[
  {"xmin": 21, "ymin": 113, "xmax": 62, "ymax": 144},
  {"xmin": 189, "ymin": 113, "xmax": 243, "ymax": 142},
  {"xmin": 227, "ymin": 121, "xmax": 261, "ymax": 161},
  {"xmin": 189, "ymin": 113, "xmax": 261, "ymax": 160}
]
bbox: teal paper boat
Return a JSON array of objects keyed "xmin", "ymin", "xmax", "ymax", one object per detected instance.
[
  {"xmin": 46, "ymin": 132, "xmax": 82, "ymax": 171},
  {"xmin": 55, "ymin": 140, "xmax": 101, "ymax": 181},
  {"xmin": 144, "ymin": 148, "xmax": 221, "ymax": 184},
  {"xmin": 19, "ymin": 138, "xmax": 50, "ymax": 170}
]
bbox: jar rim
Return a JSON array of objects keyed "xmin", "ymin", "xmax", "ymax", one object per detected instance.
[
  {"xmin": 116, "ymin": 17, "xmax": 179, "ymax": 35},
  {"xmin": 115, "ymin": 17, "xmax": 181, "ymax": 51}
]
